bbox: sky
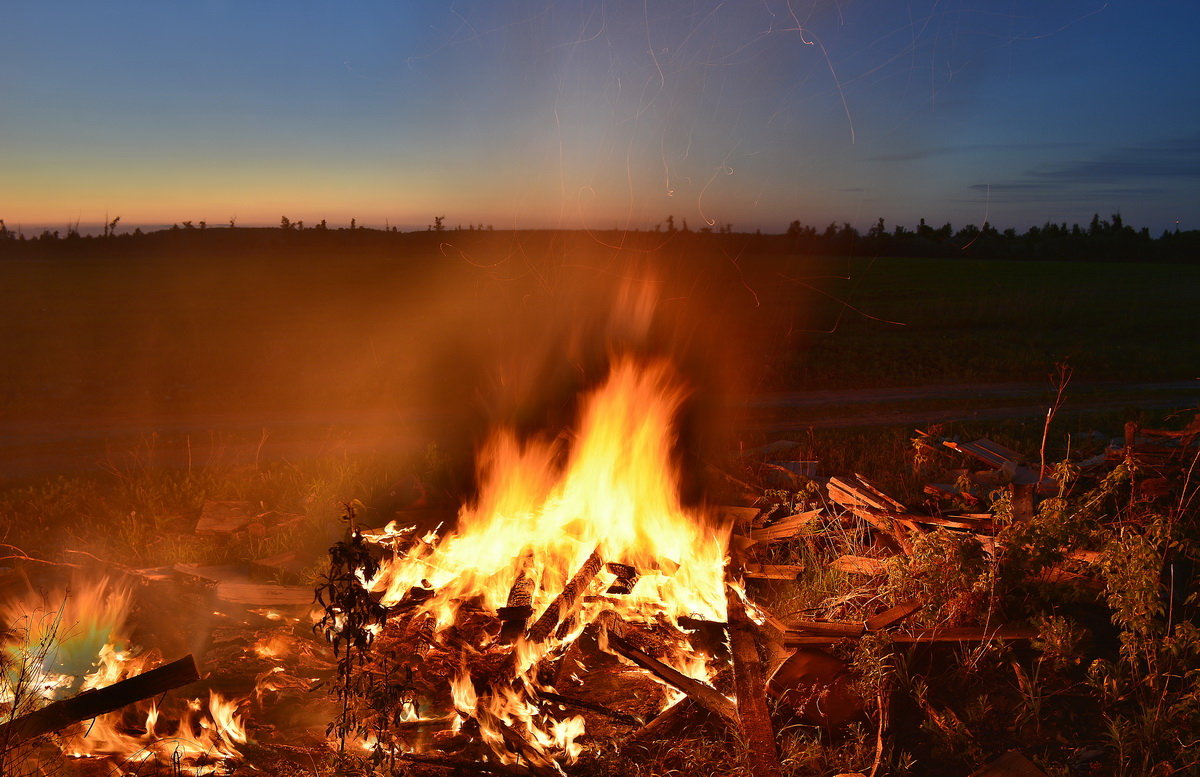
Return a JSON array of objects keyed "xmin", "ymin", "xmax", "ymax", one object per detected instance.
[{"xmin": 2, "ymin": 0, "xmax": 1198, "ymax": 234}]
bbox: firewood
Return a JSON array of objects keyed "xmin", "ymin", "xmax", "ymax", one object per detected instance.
[
  {"xmin": 0, "ymin": 654, "xmax": 200, "ymax": 747},
  {"xmin": 605, "ymin": 562, "xmax": 640, "ymax": 595},
  {"xmin": 526, "ymin": 549, "xmax": 603, "ymax": 643},
  {"xmin": 499, "ymin": 564, "xmax": 535, "ymax": 643},
  {"xmin": 725, "ymin": 580, "xmax": 784, "ymax": 777},
  {"xmin": 605, "ymin": 632, "xmax": 739, "ymax": 727}
]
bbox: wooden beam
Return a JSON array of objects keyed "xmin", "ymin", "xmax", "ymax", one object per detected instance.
[
  {"xmin": 0, "ymin": 655, "xmax": 200, "ymax": 748},
  {"xmin": 526, "ymin": 549, "xmax": 602, "ymax": 643}
]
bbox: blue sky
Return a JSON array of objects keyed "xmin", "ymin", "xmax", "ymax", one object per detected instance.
[{"xmin": 2, "ymin": 0, "xmax": 1197, "ymax": 232}]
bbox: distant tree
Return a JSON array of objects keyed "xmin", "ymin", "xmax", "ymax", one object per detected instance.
[
  {"xmin": 182, "ymin": 220, "xmax": 194, "ymax": 230},
  {"xmin": 134, "ymin": 227, "xmax": 143, "ymax": 236},
  {"xmin": 318, "ymin": 219, "xmax": 327, "ymax": 230},
  {"xmin": 665, "ymin": 215, "xmax": 675, "ymax": 233},
  {"xmin": 680, "ymin": 218, "xmax": 689, "ymax": 232},
  {"xmin": 0, "ymin": 219, "xmax": 9, "ymax": 239},
  {"xmin": 229, "ymin": 216, "xmax": 236, "ymax": 228},
  {"xmin": 350, "ymin": 218, "xmax": 356, "ymax": 230},
  {"xmin": 280, "ymin": 216, "xmax": 292, "ymax": 230}
]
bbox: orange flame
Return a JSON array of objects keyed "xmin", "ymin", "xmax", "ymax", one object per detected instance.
[{"xmin": 364, "ymin": 357, "xmax": 730, "ymax": 764}]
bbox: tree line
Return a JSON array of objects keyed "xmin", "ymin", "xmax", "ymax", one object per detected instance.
[{"xmin": 1, "ymin": 212, "xmax": 1196, "ymax": 262}]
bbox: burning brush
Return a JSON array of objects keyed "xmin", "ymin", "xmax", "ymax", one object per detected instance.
[{"xmin": 317, "ymin": 357, "xmax": 741, "ymax": 774}]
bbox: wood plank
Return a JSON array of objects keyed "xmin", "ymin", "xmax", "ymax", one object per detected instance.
[
  {"xmin": 786, "ymin": 620, "xmax": 865, "ymax": 638},
  {"xmin": 0, "ymin": 655, "xmax": 200, "ymax": 747},
  {"xmin": 865, "ymin": 601, "xmax": 923, "ymax": 632},
  {"xmin": 749, "ymin": 509, "xmax": 822, "ymax": 542}
]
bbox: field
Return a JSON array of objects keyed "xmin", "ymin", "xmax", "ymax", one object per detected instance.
[{"xmin": 1, "ymin": 231, "xmax": 1197, "ymax": 776}]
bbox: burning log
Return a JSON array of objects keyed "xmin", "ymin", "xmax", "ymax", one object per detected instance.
[
  {"xmin": 0, "ymin": 654, "xmax": 200, "ymax": 748},
  {"xmin": 498, "ymin": 560, "xmax": 535, "ymax": 643},
  {"xmin": 604, "ymin": 562, "xmax": 640, "ymax": 595},
  {"xmin": 526, "ymin": 549, "xmax": 604, "ymax": 643},
  {"xmin": 604, "ymin": 631, "xmax": 739, "ymax": 727}
]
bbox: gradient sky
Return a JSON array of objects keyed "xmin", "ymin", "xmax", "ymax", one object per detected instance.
[{"xmin": 3, "ymin": 1, "xmax": 1198, "ymax": 233}]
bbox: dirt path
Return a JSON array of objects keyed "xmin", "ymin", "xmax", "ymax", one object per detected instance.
[{"xmin": 1, "ymin": 381, "xmax": 1195, "ymax": 480}]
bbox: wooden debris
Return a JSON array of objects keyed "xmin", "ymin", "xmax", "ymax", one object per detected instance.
[
  {"xmin": 605, "ymin": 632, "xmax": 739, "ymax": 727},
  {"xmin": 499, "ymin": 561, "xmax": 535, "ymax": 643},
  {"xmin": 0, "ymin": 655, "xmax": 200, "ymax": 747},
  {"xmin": 725, "ymin": 580, "xmax": 784, "ymax": 777},
  {"xmin": 943, "ymin": 439, "xmax": 1023, "ymax": 470},
  {"xmin": 865, "ymin": 601, "xmax": 923, "ymax": 632},
  {"xmin": 527, "ymin": 549, "xmax": 603, "ymax": 643},
  {"xmin": 743, "ymin": 563, "xmax": 804, "ymax": 580},
  {"xmin": 828, "ymin": 476, "xmax": 916, "ymax": 554},
  {"xmin": 787, "ymin": 620, "xmax": 865, "ymax": 638},
  {"xmin": 968, "ymin": 749, "xmax": 1049, "ymax": 777},
  {"xmin": 748, "ymin": 509, "xmax": 822, "ymax": 543}
]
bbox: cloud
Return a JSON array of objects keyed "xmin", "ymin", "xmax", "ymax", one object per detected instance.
[
  {"xmin": 869, "ymin": 142, "xmax": 1074, "ymax": 163},
  {"xmin": 1025, "ymin": 132, "xmax": 1200, "ymax": 183}
]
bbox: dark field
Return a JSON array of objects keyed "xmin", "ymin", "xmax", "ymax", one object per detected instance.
[{"xmin": 2, "ymin": 229, "xmax": 1196, "ymax": 481}]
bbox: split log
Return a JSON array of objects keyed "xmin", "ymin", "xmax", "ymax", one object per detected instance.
[
  {"xmin": 0, "ymin": 655, "xmax": 200, "ymax": 747},
  {"xmin": 725, "ymin": 581, "xmax": 784, "ymax": 777},
  {"xmin": 605, "ymin": 632, "xmax": 739, "ymax": 727},
  {"xmin": 526, "ymin": 549, "xmax": 603, "ymax": 643}
]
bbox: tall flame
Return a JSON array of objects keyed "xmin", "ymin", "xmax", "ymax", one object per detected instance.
[{"xmin": 364, "ymin": 357, "xmax": 730, "ymax": 764}]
